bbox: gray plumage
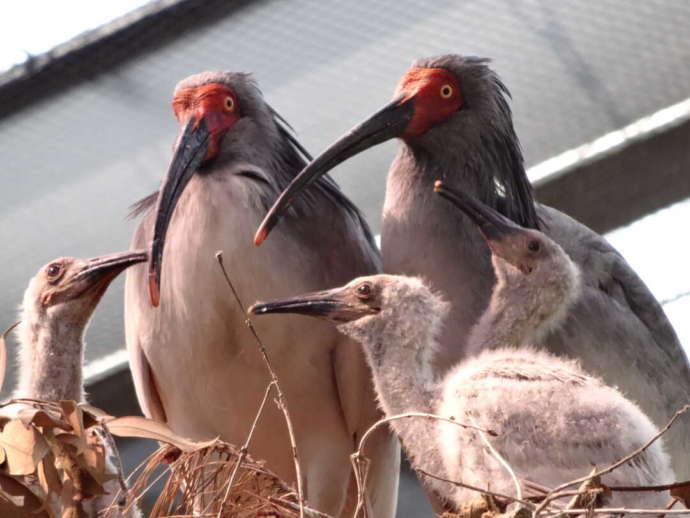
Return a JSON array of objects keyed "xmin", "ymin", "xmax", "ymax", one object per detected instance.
[
  {"xmin": 249, "ymin": 208, "xmax": 673, "ymax": 510},
  {"xmin": 125, "ymin": 71, "xmax": 399, "ymax": 517},
  {"xmin": 431, "ymin": 196, "xmax": 673, "ymax": 507},
  {"xmin": 257, "ymin": 54, "xmax": 690, "ymax": 479},
  {"xmin": 10, "ymin": 252, "xmax": 145, "ymax": 518}
]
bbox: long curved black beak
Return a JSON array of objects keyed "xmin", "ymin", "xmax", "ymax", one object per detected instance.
[
  {"xmin": 71, "ymin": 250, "xmax": 148, "ymax": 298},
  {"xmin": 254, "ymin": 95, "xmax": 416, "ymax": 245},
  {"xmin": 249, "ymin": 293, "xmax": 341, "ymax": 318},
  {"xmin": 148, "ymin": 119, "xmax": 210, "ymax": 307},
  {"xmin": 249, "ymin": 286, "xmax": 375, "ymax": 323},
  {"xmin": 433, "ymin": 180, "xmax": 522, "ymax": 244}
]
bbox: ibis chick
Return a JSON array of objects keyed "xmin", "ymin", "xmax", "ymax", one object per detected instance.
[
  {"xmin": 12, "ymin": 251, "xmax": 146, "ymax": 518},
  {"xmin": 251, "ymin": 186, "xmax": 673, "ymax": 511},
  {"xmin": 434, "ymin": 183, "xmax": 673, "ymax": 508}
]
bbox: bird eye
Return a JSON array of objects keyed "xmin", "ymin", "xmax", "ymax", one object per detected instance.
[
  {"xmin": 224, "ymin": 96, "xmax": 234, "ymax": 111},
  {"xmin": 46, "ymin": 263, "xmax": 62, "ymax": 278},
  {"xmin": 356, "ymin": 282, "xmax": 372, "ymax": 300},
  {"xmin": 527, "ymin": 240, "xmax": 541, "ymax": 252},
  {"xmin": 440, "ymin": 84, "xmax": 453, "ymax": 99}
]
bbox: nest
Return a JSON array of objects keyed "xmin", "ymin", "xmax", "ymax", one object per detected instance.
[
  {"xmin": 0, "ymin": 399, "xmax": 125, "ymax": 518},
  {"xmin": 129, "ymin": 440, "xmax": 302, "ymax": 518},
  {"xmin": 0, "ymin": 401, "xmax": 309, "ymax": 518}
]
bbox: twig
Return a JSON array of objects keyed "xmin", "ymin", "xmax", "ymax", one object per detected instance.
[
  {"xmin": 98, "ymin": 420, "xmax": 131, "ymax": 505},
  {"xmin": 216, "ymin": 250, "xmax": 305, "ymax": 518},
  {"xmin": 350, "ymin": 451, "xmax": 372, "ymax": 518},
  {"xmin": 469, "ymin": 415, "xmax": 523, "ymax": 502},
  {"xmin": 608, "ymin": 480, "xmax": 690, "ymax": 493},
  {"xmin": 269, "ymin": 497, "xmax": 337, "ymax": 518},
  {"xmin": 214, "ymin": 380, "xmax": 276, "ymax": 517},
  {"xmin": 659, "ymin": 497, "xmax": 680, "ymax": 518},
  {"xmin": 534, "ymin": 405, "xmax": 690, "ymax": 517},
  {"xmin": 521, "ymin": 479, "xmax": 553, "ymax": 496},
  {"xmin": 562, "ymin": 469, "xmax": 604, "ymax": 514},
  {"xmin": 543, "ymin": 508, "xmax": 690, "ymax": 516},
  {"xmin": 350, "ymin": 412, "xmax": 497, "ymax": 517},
  {"xmin": 416, "ymin": 468, "xmax": 535, "ymax": 509},
  {"xmin": 0, "ymin": 321, "xmax": 20, "ymax": 393},
  {"xmin": 357, "ymin": 412, "xmax": 496, "ymax": 450}
]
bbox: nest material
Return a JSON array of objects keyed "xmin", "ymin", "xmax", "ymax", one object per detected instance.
[
  {"xmin": 130, "ymin": 441, "xmax": 302, "ymax": 518},
  {"xmin": 0, "ymin": 401, "xmax": 306, "ymax": 518},
  {"xmin": 0, "ymin": 399, "xmax": 124, "ymax": 518},
  {"xmin": 0, "ymin": 327, "xmax": 309, "ymax": 518}
]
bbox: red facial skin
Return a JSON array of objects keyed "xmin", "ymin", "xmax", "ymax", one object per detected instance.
[
  {"xmin": 172, "ymin": 83, "xmax": 241, "ymax": 160},
  {"xmin": 394, "ymin": 68, "xmax": 464, "ymax": 137}
]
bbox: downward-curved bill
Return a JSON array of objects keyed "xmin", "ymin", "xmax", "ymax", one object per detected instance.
[
  {"xmin": 148, "ymin": 119, "xmax": 210, "ymax": 307},
  {"xmin": 433, "ymin": 180, "xmax": 522, "ymax": 244},
  {"xmin": 249, "ymin": 286, "xmax": 376, "ymax": 324},
  {"xmin": 73, "ymin": 250, "xmax": 148, "ymax": 297},
  {"xmin": 253, "ymin": 95, "xmax": 416, "ymax": 246}
]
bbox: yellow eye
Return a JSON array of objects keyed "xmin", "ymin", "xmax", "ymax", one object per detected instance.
[
  {"xmin": 440, "ymin": 84, "xmax": 453, "ymax": 99},
  {"xmin": 224, "ymin": 96, "xmax": 234, "ymax": 111}
]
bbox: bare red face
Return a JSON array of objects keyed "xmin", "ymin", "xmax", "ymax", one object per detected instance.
[
  {"xmin": 172, "ymin": 83, "xmax": 241, "ymax": 160},
  {"xmin": 394, "ymin": 67, "xmax": 463, "ymax": 137}
]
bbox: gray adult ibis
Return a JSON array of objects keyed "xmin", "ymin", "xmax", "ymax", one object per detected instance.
[
  {"xmin": 254, "ymin": 55, "xmax": 690, "ymax": 479},
  {"xmin": 124, "ymin": 71, "xmax": 399, "ymax": 517}
]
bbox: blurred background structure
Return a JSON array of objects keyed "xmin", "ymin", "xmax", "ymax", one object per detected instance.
[{"xmin": 1, "ymin": 0, "xmax": 689, "ymax": 515}]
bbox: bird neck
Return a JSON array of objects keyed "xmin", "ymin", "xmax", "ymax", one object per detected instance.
[
  {"xmin": 338, "ymin": 303, "xmax": 446, "ymax": 478},
  {"xmin": 15, "ymin": 308, "xmax": 86, "ymax": 402},
  {"xmin": 383, "ymin": 145, "xmax": 497, "ymax": 361},
  {"xmin": 466, "ymin": 264, "xmax": 551, "ymax": 355},
  {"xmin": 392, "ymin": 127, "xmax": 538, "ymax": 229}
]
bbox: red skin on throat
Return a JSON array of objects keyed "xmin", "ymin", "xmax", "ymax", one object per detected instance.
[
  {"xmin": 394, "ymin": 68, "xmax": 463, "ymax": 137},
  {"xmin": 172, "ymin": 83, "xmax": 241, "ymax": 160}
]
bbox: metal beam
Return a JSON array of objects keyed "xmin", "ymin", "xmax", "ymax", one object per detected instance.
[
  {"xmin": 0, "ymin": 0, "xmax": 253, "ymax": 120},
  {"xmin": 534, "ymin": 108, "xmax": 690, "ymax": 234}
]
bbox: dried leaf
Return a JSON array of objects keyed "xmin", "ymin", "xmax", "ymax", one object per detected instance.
[
  {"xmin": 81, "ymin": 429, "xmax": 109, "ymax": 485},
  {"xmin": 55, "ymin": 433, "xmax": 88, "ymax": 456},
  {"xmin": 78, "ymin": 404, "xmax": 109, "ymax": 429},
  {"xmin": 59, "ymin": 478, "xmax": 82, "ymax": 518},
  {"xmin": 44, "ymin": 433, "xmax": 81, "ymax": 492},
  {"xmin": 105, "ymin": 415, "xmax": 213, "ymax": 452},
  {"xmin": 671, "ymin": 482, "xmax": 690, "ymax": 508},
  {"xmin": 18, "ymin": 408, "xmax": 70, "ymax": 431},
  {"xmin": 78, "ymin": 470, "xmax": 106, "ymax": 499},
  {"xmin": 59, "ymin": 402, "xmax": 84, "ymax": 437},
  {"xmin": 16, "ymin": 408, "xmax": 40, "ymax": 428},
  {"xmin": 0, "ymin": 472, "xmax": 51, "ymax": 517},
  {"xmin": 0, "ymin": 322, "xmax": 19, "ymax": 394},
  {"xmin": 0, "ymin": 420, "xmax": 49, "ymax": 475},
  {"xmin": 37, "ymin": 452, "xmax": 62, "ymax": 497}
]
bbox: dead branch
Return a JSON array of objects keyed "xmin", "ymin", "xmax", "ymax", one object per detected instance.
[
  {"xmin": 607, "ymin": 480, "xmax": 690, "ymax": 493},
  {"xmin": 469, "ymin": 415, "xmax": 523, "ymax": 502},
  {"xmin": 0, "ymin": 321, "xmax": 20, "ymax": 393},
  {"xmin": 269, "ymin": 497, "xmax": 336, "ymax": 518},
  {"xmin": 562, "ymin": 469, "xmax": 606, "ymax": 513},
  {"xmin": 542, "ymin": 507, "xmax": 690, "ymax": 516},
  {"xmin": 216, "ymin": 250, "xmax": 305, "ymax": 518},
  {"xmin": 416, "ymin": 468, "xmax": 535, "ymax": 509},
  {"xmin": 349, "ymin": 412, "xmax": 498, "ymax": 518},
  {"xmin": 213, "ymin": 380, "xmax": 276, "ymax": 518}
]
